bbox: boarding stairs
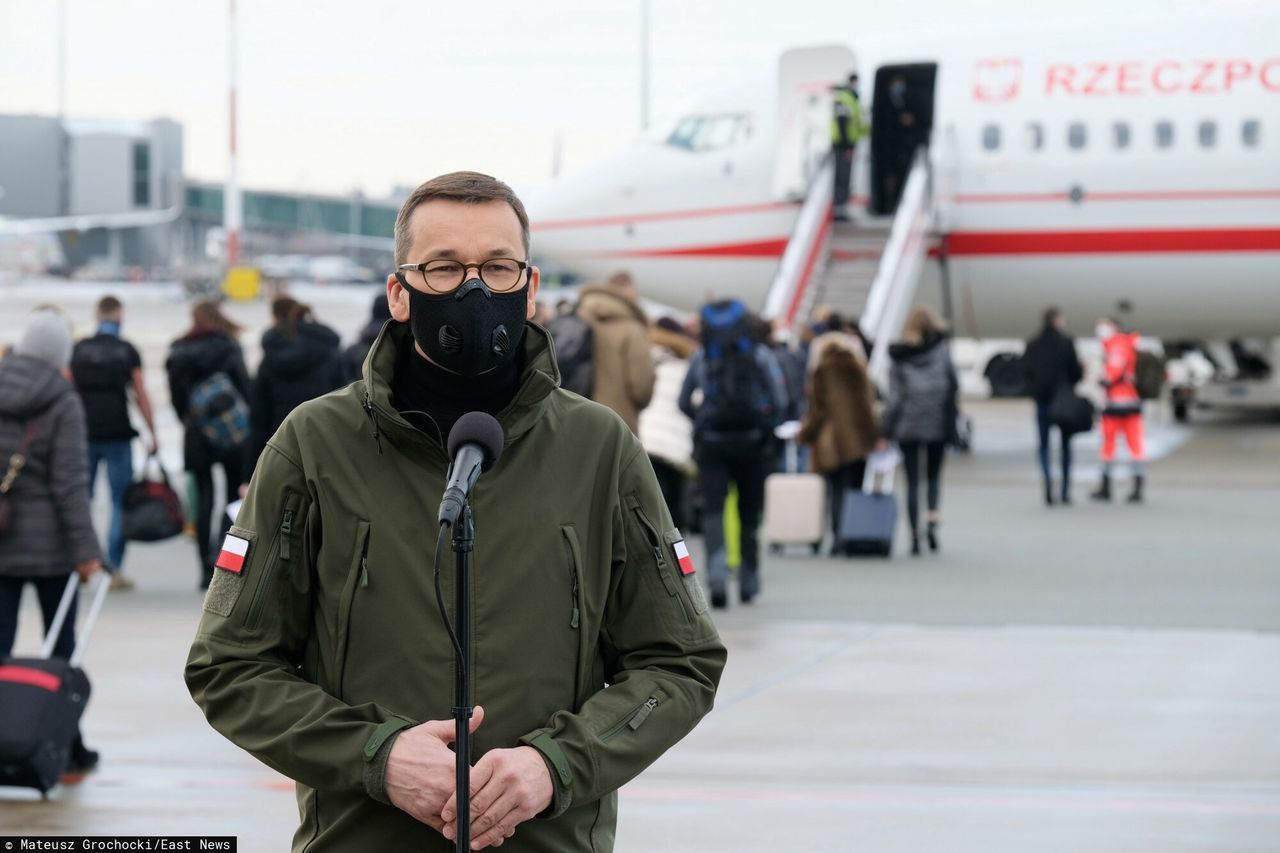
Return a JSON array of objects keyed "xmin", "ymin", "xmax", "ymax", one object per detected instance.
[{"xmin": 764, "ymin": 150, "xmax": 936, "ymax": 390}]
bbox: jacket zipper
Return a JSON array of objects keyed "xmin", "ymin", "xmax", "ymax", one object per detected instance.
[
  {"xmin": 600, "ymin": 696, "xmax": 660, "ymax": 744},
  {"xmin": 561, "ymin": 528, "xmax": 581, "ymax": 630},
  {"xmin": 245, "ymin": 494, "xmax": 299, "ymax": 629}
]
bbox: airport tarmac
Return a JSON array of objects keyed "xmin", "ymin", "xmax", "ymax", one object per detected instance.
[{"xmin": 1, "ymin": 282, "xmax": 1279, "ymax": 851}]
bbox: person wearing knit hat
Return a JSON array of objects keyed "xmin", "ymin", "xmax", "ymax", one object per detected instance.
[
  {"xmin": 14, "ymin": 307, "xmax": 74, "ymax": 370},
  {"xmin": 1, "ymin": 306, "xmax": 104, "ymax": 781}
]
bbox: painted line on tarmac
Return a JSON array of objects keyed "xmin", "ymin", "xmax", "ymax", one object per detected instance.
[
  {"xmin": 620, "ymin": 783, "xmax": 1280, "ymax": 816},
  {"xmin": 713, "ymin": 628, "xmax": 881, "ymax": 713}
]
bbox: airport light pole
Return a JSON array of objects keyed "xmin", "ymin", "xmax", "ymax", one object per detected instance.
[
  {"xmin": 639, "ymin": 0, "xmax": 650, "ymax": 132},
  {"xmin": 225, "ymin": 0, "xmax": 243, "ymax": 267}
]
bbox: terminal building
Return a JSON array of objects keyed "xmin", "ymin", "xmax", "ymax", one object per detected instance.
[{"xmin": 0, "ymin": 113, "xmax": 397, "ymax": 276}]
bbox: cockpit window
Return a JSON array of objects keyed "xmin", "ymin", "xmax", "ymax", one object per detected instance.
[{"xmin": 665, "ymin": 114, "xmax": 751, "ymax": 151}]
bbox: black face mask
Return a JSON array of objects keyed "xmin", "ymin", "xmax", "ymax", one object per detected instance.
[{"xmin": 397, "ymin": 275, "xmax": 528, "ymax": 378}]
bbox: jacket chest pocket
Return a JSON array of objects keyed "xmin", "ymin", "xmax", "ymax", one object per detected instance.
[
  {"xmin": 559, "ymin": 525, "xmax": 589, "ymax": 711},
  {"xmin": 332, "ymin": 519, "xmax": 371, "ymax": 700},
  {"xmin": 625, "ymin": 495, "xmax": 693, "ymax": 629}
]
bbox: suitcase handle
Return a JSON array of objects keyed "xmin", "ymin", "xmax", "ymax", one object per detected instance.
[{"xmin": 40, "ymin": 573, "xmax": 110, "ymax": 667}]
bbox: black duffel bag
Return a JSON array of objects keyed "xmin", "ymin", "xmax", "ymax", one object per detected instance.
[
  {"xmin": 122, "ymin": 454, "xmax": 186, "ymax": 542},
  {"xmin": 1049, "ymin": 385, "xmax": 1096, "ymax": 435}
]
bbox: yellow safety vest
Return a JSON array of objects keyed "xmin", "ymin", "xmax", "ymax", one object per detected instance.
[{"xmin": 831, "ymin": 88, "xmax": 867, "ymax": 145}]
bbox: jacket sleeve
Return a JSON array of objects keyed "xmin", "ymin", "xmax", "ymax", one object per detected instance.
[
  {"xmin": 48, "ymin": 398, "xmax": 100, "ymax": 566},
  {"xmin": 185, "ymin": 441, "xmax": 416, "ymax": 793},
  {"xmin": 518, "ymin": 445, "xmax": 726, "ymax": 817},
  {"xmin": 677, "ymin": 350, "xmax": 702, "ymax": 420},
  {"xmin": 166, "ymin": 354, "xmax": 190, "ymax": 422},
  {"xmin": 246, "ymin": 372, "xmax": 271, "ymax": 475},
  {"xmin": 623, "ymin": 328, "xmax": 657, "ymax": 411},
  {"xmin": 1066, "ymin": 339, "xmax": 1083, "ymax": 386},
  {"xmin": 758, "ymin": 346, "xmax": 790, "ymax": 426}
]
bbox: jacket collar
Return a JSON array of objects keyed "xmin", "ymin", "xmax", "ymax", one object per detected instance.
[{"xmin": 361, "ymin": 321, "xmax": 561, "ymax": 449}]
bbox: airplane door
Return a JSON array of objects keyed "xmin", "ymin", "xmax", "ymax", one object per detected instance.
[{"xmin": 772, "ymin": 44, "xmax": 858, "ymax": 201}]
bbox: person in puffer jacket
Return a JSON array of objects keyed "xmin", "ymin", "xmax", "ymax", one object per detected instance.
[
  {"xmin": 879, "ymin": 305, "xmax": 958, "ymax": 556},
  {"xmin": 1090, "ymin": 317, "xmax": 1146, "ymax": 503}
]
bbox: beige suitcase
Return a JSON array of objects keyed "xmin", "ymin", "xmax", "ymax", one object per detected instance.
[{"xmin": 763, "ymin": 472, "xmax": 825, "ymax": 554}]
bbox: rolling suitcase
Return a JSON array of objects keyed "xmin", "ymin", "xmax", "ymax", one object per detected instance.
[
  {"xmin": 836, "ymin": 449, "xmax": 899, "ymax": 557},
  {"xmin": 763, "ymin": 435, "xmax": 825, "ymax": 554},
  {"xmin": 0, "ymin": 573, "xmax": 109, "ymax": 795}
]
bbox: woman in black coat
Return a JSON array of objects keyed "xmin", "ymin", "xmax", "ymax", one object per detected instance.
[
  {"xmin": 1023, "ymin": 307, "xmax": 1084, "ymax": 505},
  {"xmin": 165, "ymin": 300, "xmax": 250, "ymax": 589}
]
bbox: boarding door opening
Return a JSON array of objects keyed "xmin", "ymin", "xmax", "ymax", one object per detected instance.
[
  {"xmin": 771, "ymin": 45, "xmax": 858, "ymax": 201},
  {"xmin": 869, "ymin": 63, "xmax": 936, "ymax": 216}
]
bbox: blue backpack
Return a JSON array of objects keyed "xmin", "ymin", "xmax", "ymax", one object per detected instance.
[
  {"xmin": 698, "ymin": 300, "xmax": 773, "ymax": 433},
  {"xmin": 188, "ymin": 372, "xmax": 250, "ymax": 452}
]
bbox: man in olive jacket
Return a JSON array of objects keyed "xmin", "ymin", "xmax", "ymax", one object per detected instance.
[{"xmin": 185, "ymin": 171, "xmax": 725, "ymax": 853}]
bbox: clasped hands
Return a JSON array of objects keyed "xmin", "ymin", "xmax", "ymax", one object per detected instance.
[{"xmin": 384, "ymin": 706, "xmax": 553, "ymax": 850}]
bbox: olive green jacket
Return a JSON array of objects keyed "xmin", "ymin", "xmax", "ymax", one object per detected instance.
[{"xmin": 185, "ymin": 322, "xmax": 726, "ymax": 852}]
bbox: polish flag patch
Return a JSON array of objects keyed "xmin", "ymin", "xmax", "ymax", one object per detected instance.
[
  {"xmin": 672, "ymin": 539, "xmax": 695, "ymax": 576},
  {"xmin": 215, "ymin": 533, "xmax": 251, "ymax": 574}
]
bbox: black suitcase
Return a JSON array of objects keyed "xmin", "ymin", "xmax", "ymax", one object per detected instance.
[
  {"xmin": 837, "ymin": 490, "xmax": 897, "ymax": 557},
  {"xmin": 0, "ymin": 573, "xmax": 108, "ymax": 795}
]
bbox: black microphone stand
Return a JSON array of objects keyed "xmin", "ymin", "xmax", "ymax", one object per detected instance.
[{"xmin": 451, "ymin": 502, "xmax": 475, "ymax": 853}]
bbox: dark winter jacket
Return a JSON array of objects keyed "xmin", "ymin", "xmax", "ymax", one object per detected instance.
[
  {"xmin": 1023, "ymin": 326, "xmax": 1083, "ymax": 403},
  {"xmin": 342, "ymin": 318, "xmax": 386, "ymax": 384},
  {"xmin": 249, "ymin": 321, "xmax": 345, "ymax": 468},
  {"xmin": 165, "ymin": 327, "xmax": 250, "ymax": 469},
  {"xmin": 881, "ymin": 332, "xmax": 958, "ymax": 444},
  {"xmin": 0, "ymin": 354, "xmax": 101, "ymax": 577}
]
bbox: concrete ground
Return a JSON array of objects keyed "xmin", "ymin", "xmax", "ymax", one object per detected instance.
[{"xmin": 2, "ymin": 282, "xmax": 1278, "ymax": 851}]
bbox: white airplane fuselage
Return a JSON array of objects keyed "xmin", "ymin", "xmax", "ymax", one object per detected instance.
[{"xmin": 527, "ymin": 16, "xmax": 1280, "ymax": 341}]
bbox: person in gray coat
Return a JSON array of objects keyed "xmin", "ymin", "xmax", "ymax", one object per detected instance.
[
  {"xmin": 879, "ymin": 305, "xmax": 958, "ymax": 556},
  {"xmin": 0, "ymin": 308, "xmax": 104, "ymax": 777}
]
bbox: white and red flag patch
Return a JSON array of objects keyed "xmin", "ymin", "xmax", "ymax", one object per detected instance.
[
  {"xmin": 215, "ymin": 532, "xmax": 251, "ymax": 574},
  {"xmin": 672, "ymin": 539, "xmax": 695, "ymax": 576}
]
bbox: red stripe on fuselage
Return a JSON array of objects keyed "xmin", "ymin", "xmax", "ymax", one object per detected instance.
[
  {"xmin": 945, "ymin": 228, "xmax": 1280, "ymax": 255},
  {"xmin": 953, "ymin": 188, "xmax": 1280, "ymax": 204}
]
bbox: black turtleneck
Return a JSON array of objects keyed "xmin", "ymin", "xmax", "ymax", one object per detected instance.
[{"xmin": 392, "ymin": 339, "xmax": 523, "ymax": 446}]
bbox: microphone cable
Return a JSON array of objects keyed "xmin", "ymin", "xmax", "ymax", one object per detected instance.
[{"xmin": 433, "ymin": 520, "xmax": 466, "ymax": 671}]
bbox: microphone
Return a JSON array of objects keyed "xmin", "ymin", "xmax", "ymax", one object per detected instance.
[{"xmin": 438, "ymin": 412, "xmax": 505, "ymax": 526}]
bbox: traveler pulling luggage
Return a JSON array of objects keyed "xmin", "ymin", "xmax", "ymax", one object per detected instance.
[
  {"xmin": 0, "ymin": 573, "xmax": 109, "ymax": 795},
  {"xmin": 763, "ymin": 427, "xmax": 825, "ymax": 554},
  {"xmin": 837, "ymin": 446, "xmax": 899, "ymax": 557}
]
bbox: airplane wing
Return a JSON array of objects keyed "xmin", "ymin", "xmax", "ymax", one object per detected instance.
[{"xmin": 0, "ymin": 206, "xmax": 183, "ymax": 236}]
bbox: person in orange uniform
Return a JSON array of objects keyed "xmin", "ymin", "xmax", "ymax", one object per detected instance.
[{"xmin": 1091, "ymin": 318, "xmax": 1145, "ymax": 503}]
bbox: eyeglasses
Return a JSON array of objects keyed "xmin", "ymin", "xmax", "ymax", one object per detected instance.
[{"xmin": 396, "ymin": 258, "xmax": 530, "ymax": 294}]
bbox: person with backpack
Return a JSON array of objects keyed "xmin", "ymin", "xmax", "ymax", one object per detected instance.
[
  {"xmin": 69, "ymin": 295, "xmax": 160, "ymax": 592},
  {"xmin": 1091, "ymin": 317, "xmax": 1147, "ymax": 503},
  {"xmin": 1023, "ymin": 307, "xmax": 1085, "ymax": 506},
  {"xmin": 342, "ymin": 293, "xmax": 392, "ymax": 383},
  {"xmin": 880, "ymin": 305, "xmax": 958, "ymax": 556},
  {"xmin": 247, "ymin": 296, "xmax": 345, "ymax": 471},
  {"xmin": 543, "ymin": 296, "xmax": 595, "ymax": 400},
  {"xmin": 165, "ymin": 300, "xmax": 250, "ymax": 589},
  {"xmin": 679, "ymin": 299, "xmax": 789, "ymax": 608},
  {"xmin": 0, "ymin": 308, "xmax": 103, "ymax": 780},
  {"xmin": 575, "ymin": 271, "xmax": 656, "ymax": 434}
]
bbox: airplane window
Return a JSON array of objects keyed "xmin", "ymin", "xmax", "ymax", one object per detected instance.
[
  {"xmin": 1112, "ymin": 122, "xmax": 1131, "ymax": 150},
  {"xmin": 1155, "ymin": 121, "xmax": 1175, "ymax": 149},
  {"xmin": 1067, "ymin": 122, "xmax": 1087, "ymax": 150},
  {"xmin": 665, "ymin": 114, "xmax": 748, "ymax": 152},
  {"xmin": 1242, "ymin": 119, "xmax": 1261, "ymax": 148},
  {"xmin": 666, "ymin": 116, "xmax": 704, "ymax": 150},
  {"xmin": 982, "ymin": 124, "xmax": 1000, "ymax": 151},
  {"xmin": 1024, "ymin": 123, "xmax": 1043, "ymax": 151},
  {"xmin": 1198, "ymin": 120, "xmax": 1216, "ymax": 148}
]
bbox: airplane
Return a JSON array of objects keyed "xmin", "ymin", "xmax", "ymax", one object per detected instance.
[{"xmin": 523, "ymin": 12, "xmax": 1280, "ymax": 412}]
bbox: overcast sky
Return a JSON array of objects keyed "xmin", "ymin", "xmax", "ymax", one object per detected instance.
[{"xmin": 0, "ymin": 0, "xmax": 1256, "ymax": 198}]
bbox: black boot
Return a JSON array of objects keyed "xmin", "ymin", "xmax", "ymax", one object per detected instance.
[
  {"xmin": 1090, "ymin": 474, "xmax": 1112, "ymax": 502},
  {"xmin": 1044, "ymin": 480, "xmax": 1055, "ymax": 506},
  {"xmin": 1127, "ymin": 475, "xmax": 1145, "ymax": 504},
  {"xmin": 1061, "ymin": 482, "xmax": 1072, "ymax": 505},
  {"xmin": 926, "ymin": 521, "xmax": 940, "ymax": 553},
  {"xmin": 709, "ymin": 585, "xmax": 728, "ymax": 610},
  {"xmin": 910, "ymin": 531, "xmax": 921, "ymax": 556}
]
